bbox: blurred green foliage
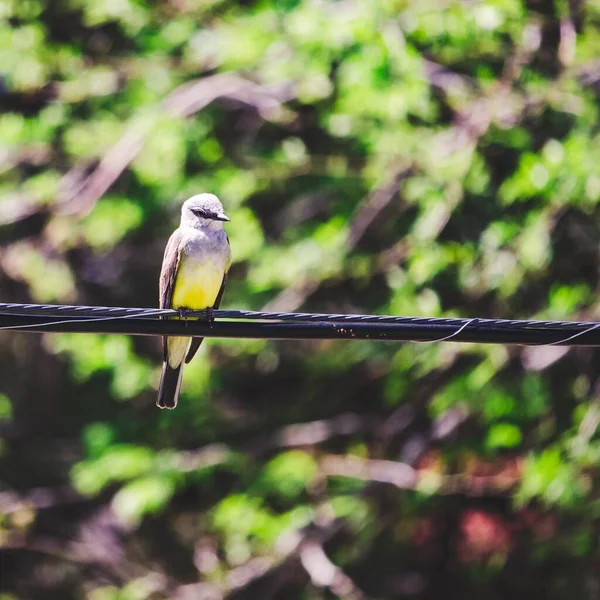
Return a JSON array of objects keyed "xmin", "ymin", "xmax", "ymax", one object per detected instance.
[{"xmin": 2, "ymin": 0, "xmax": 600, "ymax": 598}]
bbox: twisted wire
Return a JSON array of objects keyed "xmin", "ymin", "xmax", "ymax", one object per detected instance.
[
  {"xmin": 0, "ymin": 302, "xmax": 598, "ymax": 346},
  {"xmin": 0, "ymin": 302, "xmax": 594, "ymax": 329}
]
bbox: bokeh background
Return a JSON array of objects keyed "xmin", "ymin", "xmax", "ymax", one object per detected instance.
[{"xmin": 2, "ymin": 0, "xmax": 600, "ymax": 598}]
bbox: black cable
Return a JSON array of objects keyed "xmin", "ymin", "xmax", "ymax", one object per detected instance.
[
  {"xmin": 0, "ymin": 302, "xmax": 595, "ymax": 329},
  {"xmin": 0, "ymin": 302, "xmax": 598, "ymax": 346}
]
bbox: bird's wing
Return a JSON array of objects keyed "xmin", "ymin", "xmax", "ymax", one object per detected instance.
[
  {"xmin": 160, "ymin": 228, "xmax": 183, "ymax": 361},
  {"xmin": 185, "ymin": 234, "xmax": 230, "ymax": 364}
]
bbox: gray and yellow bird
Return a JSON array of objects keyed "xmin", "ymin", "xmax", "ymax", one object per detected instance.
[{"xmin": 157, "ymin": 194, "xmax": 231, "ymax": 409}]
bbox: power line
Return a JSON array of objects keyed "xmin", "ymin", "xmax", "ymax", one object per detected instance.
[{"xmin": 0, "ymin": 302, "xmax": 598, "ymax": 346}]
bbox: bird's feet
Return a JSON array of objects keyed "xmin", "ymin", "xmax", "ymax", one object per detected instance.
[
  {"xmin": 203, "ymin": 307, "xmax": 215, "ymax": 328},
  {"xmin": 178, "ymin": 307, "xmax": 189, "ymax": 326}
]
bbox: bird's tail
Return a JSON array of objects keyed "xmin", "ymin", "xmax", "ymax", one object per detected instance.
[{"xmin": 157, "ymin": 362, "xmax": 183, "ymax": 409}]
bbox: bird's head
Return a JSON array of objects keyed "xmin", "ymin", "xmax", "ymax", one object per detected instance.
[{"xmin": 181, "ymin": 194, "xmax": 230, "ymax": 230}]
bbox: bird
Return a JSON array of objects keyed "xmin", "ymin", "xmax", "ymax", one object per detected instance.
[{"xmin": 157, "ymin": 194, "xmax": 231, "ymax": 409}]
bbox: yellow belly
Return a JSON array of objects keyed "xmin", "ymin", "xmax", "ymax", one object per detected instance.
[
  {"xmin": 171, "ymin": 255, "xmax": 225, "ymax": 310},
  {"xmin": 167, "ymin": 253, "xmax": 228, "ymax": 368}
]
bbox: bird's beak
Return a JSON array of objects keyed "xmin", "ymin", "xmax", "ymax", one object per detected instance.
[{"xmin": 215, "ymin": 213, "xmax": 230, "ymax": 222}]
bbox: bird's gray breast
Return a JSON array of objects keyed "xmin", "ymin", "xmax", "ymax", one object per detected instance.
[{"xmin": 180, "ymin": 227, "xmax": 230, "ymax": 267}]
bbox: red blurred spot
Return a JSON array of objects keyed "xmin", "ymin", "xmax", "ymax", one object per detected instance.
[{"xmin": 458, "ymin": 509, "xmax": 513, "ymax": 562}]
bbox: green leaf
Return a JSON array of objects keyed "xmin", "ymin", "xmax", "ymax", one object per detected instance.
[
  {"xmin": 258, "ymin": 450, "xmax": 317, "ymax": 499},
  {"xmin": 112, "ymin": 475, "xmax": 176, "ymax": 526},
  {"xmin": 486, "ymin": 423, "xmax": 522, "ymax": 450}
]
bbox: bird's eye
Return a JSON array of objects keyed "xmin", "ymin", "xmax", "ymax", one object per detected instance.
[{"xmin": 192, "ymin": 208, "xmax": 206, "ymax": 217}]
